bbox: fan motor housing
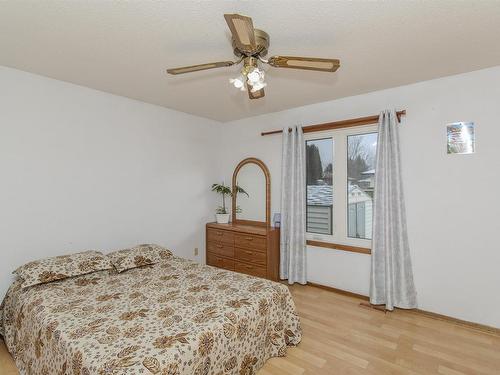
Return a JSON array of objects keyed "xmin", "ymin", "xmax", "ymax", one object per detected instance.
[{"xmin": 232, "ymin": 29, "xmax": 270, "ymax": 57}]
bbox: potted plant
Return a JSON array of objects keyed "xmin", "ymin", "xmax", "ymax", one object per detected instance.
[{"xmin": 211, "ymin": 183, "xmax": 248, "ymax": 224}]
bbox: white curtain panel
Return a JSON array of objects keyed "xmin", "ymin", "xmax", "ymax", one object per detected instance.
[
  {"xmin": 370, "ymin": 110, "xmax": 417, "ymax": 310},
  {"xmin": 280, "ymin": 125, "xmax": 307, "ymax": 284}
]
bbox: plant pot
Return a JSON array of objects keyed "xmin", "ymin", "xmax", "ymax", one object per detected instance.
[{"xmin": 215, "ymin": 213, "xmax": 230, "ymax": 224}]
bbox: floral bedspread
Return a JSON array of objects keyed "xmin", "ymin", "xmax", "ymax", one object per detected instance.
[{"xmin": 0, "ymin": 256, "xmax": 301, "ymax": 374}]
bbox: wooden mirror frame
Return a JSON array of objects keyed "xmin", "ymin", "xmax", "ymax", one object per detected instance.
[{"xmin": 231, "ymin": 157, "xmax": 271, "ymax": 227}]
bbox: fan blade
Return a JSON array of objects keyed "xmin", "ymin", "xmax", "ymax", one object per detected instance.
[
  {"xmin": 224, "ymin": 14, "xmax": 256, "ymax": 53},
  {"xmin": 166, "ymin": 61, "xmax": 234, "ymax": 75},
  {"xmin": 247, "ymin": 84, "xmax": 265, "ymax": 100},
  {"xmin": 268, "ymin": 56, "xmax": 340, "ymax": 72}
]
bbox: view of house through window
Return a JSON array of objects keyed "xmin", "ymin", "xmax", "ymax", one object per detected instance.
[
  {"xmin": 347, "ymin": 133, "xmax": 378, "ymax": 239},
  {"xmin": 306, "ymin": 138, "xmax": 333, "ymax": 235}
]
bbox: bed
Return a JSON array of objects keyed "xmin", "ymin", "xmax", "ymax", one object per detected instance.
[{"xmin": 0, "ymin": 255, "xmax": 301, "ymax": 374}]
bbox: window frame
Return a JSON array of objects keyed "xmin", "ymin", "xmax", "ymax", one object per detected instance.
[{"xmin": 304, "ymin": 124, "xmax": 377, "ymax": 251}]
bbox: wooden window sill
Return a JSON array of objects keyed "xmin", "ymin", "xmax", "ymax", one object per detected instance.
[{"xmin": 306, "ymin": 240, "xmax": 371, "ymax": 254}]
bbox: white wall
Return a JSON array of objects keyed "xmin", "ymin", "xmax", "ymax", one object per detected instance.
[
  {"xmin": 0, "ymin": 66, "xmax": 218, "ymax": 298},
  {"xmin": 217, "ymin": 66, "xmax": 500, "ymax": 328},
  {"xmin": 2, "ymin": 64, "xmax": 499, "ymax": 328}
]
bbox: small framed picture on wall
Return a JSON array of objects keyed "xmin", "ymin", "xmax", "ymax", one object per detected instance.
[{"xmin": 447, "ymin": 122, "xmax": 475, "ymax": 154}]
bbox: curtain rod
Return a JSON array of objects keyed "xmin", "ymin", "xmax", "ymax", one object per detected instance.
[{"xmin": 260, "ymin": 110, "xmax": 406, "ymax": 136}]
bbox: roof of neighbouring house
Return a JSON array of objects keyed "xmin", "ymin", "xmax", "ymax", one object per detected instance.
[
  {"xmin": 308, "ymin": 183, "xmax": 371, "ymax": 206},
  {"xmin": 361, "ymin": 169, "xmax": 375, "ymax": 174},
  {"xmin": 307, "ymin": 185, "xmax": 333, "ymax": 206}
]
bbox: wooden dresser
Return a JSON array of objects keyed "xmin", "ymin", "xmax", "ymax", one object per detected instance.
[{"xmin": 206, "ymin": 222, "xmax": 280, "ymax": 281}]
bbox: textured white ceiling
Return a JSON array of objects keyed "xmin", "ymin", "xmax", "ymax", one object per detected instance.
[{"xmin": 1, "ymin": 1, "xmax": 500, "ymax": 122}]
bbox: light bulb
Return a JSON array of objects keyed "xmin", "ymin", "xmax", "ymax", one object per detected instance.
[
  {"xmin": 229, "ymin": 75, "xmax": 245, "ymax": 89},
  {"xmin": 247, "ymin": 68, "xmax": 261, "ymax": 84},
  {"xmin": 233, "ymin": 79, "xmax": 244, "ymax": 89}
]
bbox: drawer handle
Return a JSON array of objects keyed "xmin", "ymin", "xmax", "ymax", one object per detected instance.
[
  {"xmin": 216, "ymin": 232, "xmax": 223, "ymax": 236},
  {"xmin": 245, "ymin": 237, "xmax": 253, "ymax": 241},
  {"xmin": 216, "ymin": 244, "xmax": 223, "ymax": 248},
  {"xmin": 244, "ymin": 250, "xmax": 253, "ymax": 255},
  {"xmin": 246, "ymin": 265, "xmax": 253, "ymax": 269}
]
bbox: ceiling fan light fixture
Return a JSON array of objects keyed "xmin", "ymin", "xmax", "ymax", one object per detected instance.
[{"xmin": 247, "ymin": 67, "xmax": 266, "ymax": 94}]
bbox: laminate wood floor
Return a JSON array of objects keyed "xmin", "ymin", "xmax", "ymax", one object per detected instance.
[{"xmin": 1, "ymin": 284, "xmax": 499, "ymax": 374}]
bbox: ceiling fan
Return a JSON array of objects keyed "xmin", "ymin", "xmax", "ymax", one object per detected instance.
[{"xmin": 166, "ymin": 14, "xmax": 340, "ymax": 100}]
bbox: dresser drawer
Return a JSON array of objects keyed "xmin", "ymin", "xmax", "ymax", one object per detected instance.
[
  {"xmin": 235, "ymin": 247, "xmax": 266, "ymax": 266},
  {"xmin": 235, "ymin": 261, "xmax": 267, "ymax": 278},
  {"xmin": 234, "ymin": 233, "xmax": 266, "ymax": 251},
  {"xmin": 207, "ymin": 252, "xmax": 235, "ymax": 271},
  {"xmin": 207, "ymin": 228, "xmax": 234, "ymax": 244},
  {"xmin": 207, "ymin": 241, "xmax": 234, "ymax": 258}
]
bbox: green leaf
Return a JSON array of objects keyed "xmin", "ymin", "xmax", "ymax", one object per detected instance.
[{"xmin": 234, "ymin": 185, "xmax": 249, "ymax": 197}]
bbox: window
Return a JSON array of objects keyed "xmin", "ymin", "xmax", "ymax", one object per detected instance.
[
  {"xmin": 305, "ymin": 126, "xmax": 377, "ymax": 248},
  {"xmin": 306, "ymin": 138, "xmax": 333, "ymax": 235},
  {"xmin": 347, "ymin": 133, "xmax": 377, "ymax": 240}
]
